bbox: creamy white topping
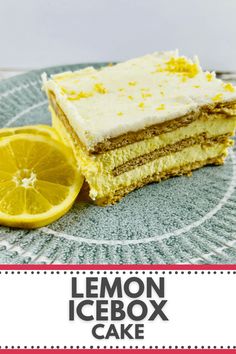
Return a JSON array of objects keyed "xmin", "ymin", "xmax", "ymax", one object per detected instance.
[{"xmin": 42, "ymin": 50, "xmax": 236, "ymax": 150}]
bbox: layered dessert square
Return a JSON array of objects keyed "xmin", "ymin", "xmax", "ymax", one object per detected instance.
[{"xmin": 42, "ymin": 51, "xmax": 236, "ymax": 205}]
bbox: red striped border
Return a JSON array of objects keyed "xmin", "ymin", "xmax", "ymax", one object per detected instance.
[{"xmin": 0, "ymin": 264, "xmax": 235, "ymax": 270}]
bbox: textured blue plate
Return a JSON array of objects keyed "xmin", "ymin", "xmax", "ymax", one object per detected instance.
[{"xmin": 0, "ymin": 64, "xmax": 235, "ymax": 264}]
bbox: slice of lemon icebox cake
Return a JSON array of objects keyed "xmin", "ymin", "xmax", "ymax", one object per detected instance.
[{"xmin": 42, "ymin": 51, "xmax": 236, "ymax": 205}]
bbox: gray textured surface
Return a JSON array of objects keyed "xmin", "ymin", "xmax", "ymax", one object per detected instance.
[{"xmin": 0, "ymin": 64, "xmax": 235, "ymax": 264}]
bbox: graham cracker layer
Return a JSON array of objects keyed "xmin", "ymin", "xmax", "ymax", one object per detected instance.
[
  {"xmin": 48, "ymin": 91, "xmax": 236, "ymax": 154},
  {"xmin": 95, "ymin": 155, "xmax": 225, "ymax": 206},
  {"xmin": 112, "ymin": 133, "xmax": 232, "ymax": 176},
  {"xmin": 50, "ymin": 98, "xmax": 231, "ymax": 206}
]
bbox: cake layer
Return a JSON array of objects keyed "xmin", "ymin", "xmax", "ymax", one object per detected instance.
[
  {"xmin": 52, "ymin": 111, "xmax": 230, "ymax": 203},
  {"xmin": 89, "ymin": 143, "xmax": 228, "ymax": 203},
  {"xmin": 96, "ymin": 155, "xmax": 224, "ymax": 205},
  {"xmin": 112, "ymin": 134, "xmax": 230, "ymax": 176},
  {"xmin": 42, "ymin": 51, "xmax": 236, "ymax": 151},
  {"xmin": 51, "ymin": 103, "xmax": 236, "ymax": 174},
  {"xmin": 49, "ymin": 91, "xmax": 236, "ymax": 154}
]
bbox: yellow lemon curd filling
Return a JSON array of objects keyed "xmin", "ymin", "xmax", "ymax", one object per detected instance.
[{"xmin": 52, "ymin": 108, "xmax": 236, "ymax": 201}]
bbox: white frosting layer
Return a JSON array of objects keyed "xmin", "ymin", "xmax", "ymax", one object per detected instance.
[{"xmin": 42, "ymin": 50, "xmax": 236, "ymax": 150}]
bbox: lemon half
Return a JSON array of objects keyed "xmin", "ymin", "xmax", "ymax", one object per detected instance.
[{"xmin": 0, "ymin": 133, "xmax": 84, "ymax": 228}]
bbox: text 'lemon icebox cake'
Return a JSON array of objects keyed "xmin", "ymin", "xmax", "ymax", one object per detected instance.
[{"xmin": 42, "ymin": 51, "xmax": 236, "ymax": 205}]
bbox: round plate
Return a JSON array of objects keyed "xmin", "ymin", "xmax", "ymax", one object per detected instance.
[{"xmin": 0, "ymin": 64, "xmax": 235, "ymax": 264}]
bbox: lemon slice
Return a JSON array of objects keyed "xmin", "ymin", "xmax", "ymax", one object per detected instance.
[
  {"xmin": 0, "ymin": 133, "xmax": 84, "ymax": 228},
  {"xmin": 0, "ymin": 125, "xmax": 60, "ymax": 141}
]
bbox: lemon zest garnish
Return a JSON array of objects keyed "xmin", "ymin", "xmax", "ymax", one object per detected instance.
[
  {"xmin": 138, "ymin": 102, "xmax": 145, "ymax": 108},
  {"xmin": 156, "ymin": 104, "xmax": 165, "ymax": 111},
  {"xmin": 128, "ymin": 81, "xmax": 137, "ymax": 86},
  {"xmin": 212, "ymin": 93, "xmax": 223, "ymax": 102},
  {"xmin": 142, "ymin": 92, "xmax": 152, "ymax": 99},
  {"xmin": 94, "ymin": 83, "xmax": 108, "ymax": 94},
  {"xmin": 61, "ymin": 87, "xmax": 76, "ymax": 95},
  {"xmin": 223, "ymin": 83, "xmax": 235, "ymax": 92},
  {"xmin": 206, "ymin": 72, "xmax": 214, "ymax": 82},
  {"xmin": 153, "ymin": 57, "xmax": 199, "ymax": 79},
  {"xmin": 160, "ymin": 91, "xmax": 165, "ymax": 96},
  {"xmin": 118, "ymin": 88, "xmax": 125, "ymax": 92},
  {"xmin": 128, "ymin": 95, "xmax": 133, "ymax": 100},
  {"xmin": 68, "ymin": 91, "xmax": 93, "ymax": 100},
  {"xmin": 141, "ymin": 88, "xmax": 149, "ymax": 91},
  {"xmin": 117, "ymin": 112, "xmax": 123, "ymax": 116},
  {"xmin": 193, "ymin": 85, "xmax": 200, "ymax": 88}
]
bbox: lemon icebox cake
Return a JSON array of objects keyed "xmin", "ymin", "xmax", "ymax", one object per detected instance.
[{"xmin": 42, "ymin": 51, "xmax": 236, "ymax": 205}]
